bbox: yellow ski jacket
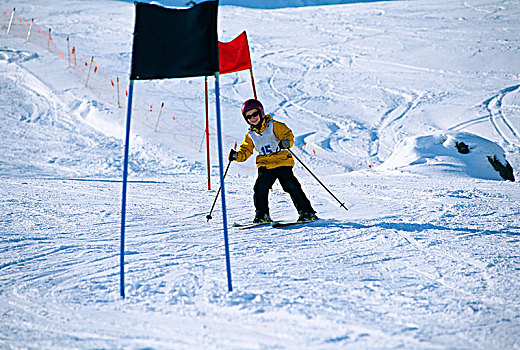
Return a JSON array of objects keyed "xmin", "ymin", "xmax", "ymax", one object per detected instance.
[{"xmin": 235, "ymin": 115, "xmax": 295, "ymax": 169}]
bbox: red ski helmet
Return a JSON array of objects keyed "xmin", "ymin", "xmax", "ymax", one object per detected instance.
[{"xmin": 241, "ymin": 99, "xmax": 264, "ymax": 122}]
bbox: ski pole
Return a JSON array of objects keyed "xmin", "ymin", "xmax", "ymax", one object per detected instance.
[
  {"xmin": 206, "ymin": 159, "xmax": 232, "ymax": 221},
  {"xmin": 288, "ymin": 148, "xmax": 348, "ymax": 212}
]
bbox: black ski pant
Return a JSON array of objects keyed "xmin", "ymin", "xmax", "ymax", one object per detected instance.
[{"xmin": 254, "ymin": 166, "xmax": 315, "ymax": 217}]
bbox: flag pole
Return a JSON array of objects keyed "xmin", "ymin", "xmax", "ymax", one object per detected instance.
[
  {"xmin": 205, "ymin": 76, "xmax": 211, "ymax": 190},
  {"xmin": 120, "ymin": 79, "xmax": 135, "ymax": 299},
  {"xmin": 249, "ymin": 68, "xmax": 257, "ymax": 100},
  {"xmin": 214, "ymin": 72, "xmax": 233, "ymax": 292}
]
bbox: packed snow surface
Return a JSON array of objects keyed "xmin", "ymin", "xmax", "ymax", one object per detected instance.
[{"xmin": 1, "ymin": 0, "xmax": 519, "ymax": 349}]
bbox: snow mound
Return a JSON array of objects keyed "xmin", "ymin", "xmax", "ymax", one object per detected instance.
[{"xmin": 379, "ymin": 132, "xmax": 515, "ymax": 181}]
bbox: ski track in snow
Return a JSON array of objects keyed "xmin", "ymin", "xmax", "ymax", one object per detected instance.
[
  {"xmin": 481, "ymin": 85, "xmax": 520, "ymax": 146},
  {"xmin": 449, "ymin": 84, "xmax": 520, "ymax": 148},
  {"xmin": 1, "ymin": 0, "xmax": 520, "ymax": 348}
]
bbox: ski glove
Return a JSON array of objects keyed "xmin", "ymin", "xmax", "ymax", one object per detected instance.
[
  {"xmin": 228, "ymin": 149, "xmax": 238, "ymax": 161},
  {"xmin": 278, "ymin": 139, "xmax": 291, "ymax": 149}
]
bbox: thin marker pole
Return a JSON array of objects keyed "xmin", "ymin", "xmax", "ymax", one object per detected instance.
[
  {"xmin": 66, "ymin": 37, "xmax": 71, "ymax": 69},
  {"xmin": 205, "ymin": 76, "xmax": 211, "ymax": 190},
  {"xmin": 26, "ymin": 19, "xmax": 34, "ymax": 41},
  {"xmin": 6, "ymin": 8, "xmax": 15, "ymax": 34},
  {"xmin": 117, "ymin": 77, "xmax": 121, "ymax": 108},
  {"xmin": 154, "ymin": 102, "xmax": 164, "ymax": 132},
  {"xmin": 120, "ymin": 79, "xmax": 135, "ymax": 298},
  {"xmin": 85, "ymin": 56, "xmax": 94, "ymax": 87},
  {"xmin": 214, "ymin": 72, "xmax": 233, "ymax": 292},
  {"xmin": 47, "ymin": 28, "xmax": 51, "ymax": 51}
]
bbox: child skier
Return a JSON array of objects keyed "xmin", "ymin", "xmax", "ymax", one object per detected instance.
[{"xmin": 228, "ymin": 99, "xmax": 317, "ymax": 223}]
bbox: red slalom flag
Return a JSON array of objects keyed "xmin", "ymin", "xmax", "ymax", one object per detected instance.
[{"xmin": 218, "ymin": 31, "xmax": 252, "ymax": 75}]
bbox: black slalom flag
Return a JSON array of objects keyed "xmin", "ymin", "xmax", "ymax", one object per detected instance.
[{"xmin": 130, "ymin": 1, "xmax": 219, "ymax": 80}]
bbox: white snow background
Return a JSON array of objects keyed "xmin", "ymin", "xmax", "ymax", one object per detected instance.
[{"xmin": 1, "ymin": 0, "xmax": 520, "ymax": 348}]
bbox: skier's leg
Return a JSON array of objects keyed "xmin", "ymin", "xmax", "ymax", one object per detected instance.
[
  {"xmin": 253, "ymin": 167, "xmax": 277, "ymax": 218},
  {"xmin": 277, "ymin": 166, "xmax": 315, "ymax": 214}
]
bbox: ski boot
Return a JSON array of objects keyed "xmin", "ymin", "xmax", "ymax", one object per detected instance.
[
  {"xmin": 297, "ymin": 211, "xmax": 318, "ymax": 222},
  {"xmin": 253, "ymin": 213, "xmax": 272, "ymax": 224}
]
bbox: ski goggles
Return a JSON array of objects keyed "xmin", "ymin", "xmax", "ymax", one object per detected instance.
[{"xmin": 245, "ymin": 110, "xmax": 261, "ymax": 120}]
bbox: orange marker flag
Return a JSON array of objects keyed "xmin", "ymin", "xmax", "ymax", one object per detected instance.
[
  {"xmin": 111, "ymin": 79, "xmax": 115, "ymax": 87},
  {"xmin": 38, "ymin": 27, "xmax": 41, "ymax": 34},
  {"xmin": 61, "ymin": 52, "xmax": 64, "ymax": 59},
  {"xmin": 49, "ymin": 34, "xmax": 53, "ymax": 41},
  {"xmin": 19, "ymin": 16, "xmax": 22, "ymax": 23},
  {"xmin": 71, "ymin": 47, "xmax": 75, "ymax": 55},
  {"xmin": 94, "ymin": 66, "xmax": 98, "ymax": 73},
  {"xmin": 172, "ymin": 113, "xmax": 176, "ymax": 120}
]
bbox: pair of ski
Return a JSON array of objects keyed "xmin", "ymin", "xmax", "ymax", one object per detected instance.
[{"xmin": 233, "ymin": 218, "xmax": 321, "ymax": 229}]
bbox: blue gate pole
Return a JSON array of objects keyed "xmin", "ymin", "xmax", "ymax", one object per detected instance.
[
  {"xmin": 120, "ymin": 79, "xmax": 135, "ymax": 298},
  {"xmin": 214, "ymin": 72, "xmax": 233, "ymax": 292}
]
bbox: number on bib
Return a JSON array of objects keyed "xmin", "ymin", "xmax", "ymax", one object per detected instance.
[{"xmin": 260, "ymin": 145, "xmax": 273, "ymax": 155}]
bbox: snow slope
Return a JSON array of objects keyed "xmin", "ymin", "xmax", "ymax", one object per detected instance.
[{"xmin": 1, "ymin": 0, "xmax": 520, "ymax": 349}]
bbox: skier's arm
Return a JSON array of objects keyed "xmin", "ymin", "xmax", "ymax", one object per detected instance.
[
  {"xmin": 273, "ymin": 121, "xmax": 294, "ymax": 148},
  {"xmin": 236, "ymin": 134, "xmax": 254, "ymax": 162}
]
